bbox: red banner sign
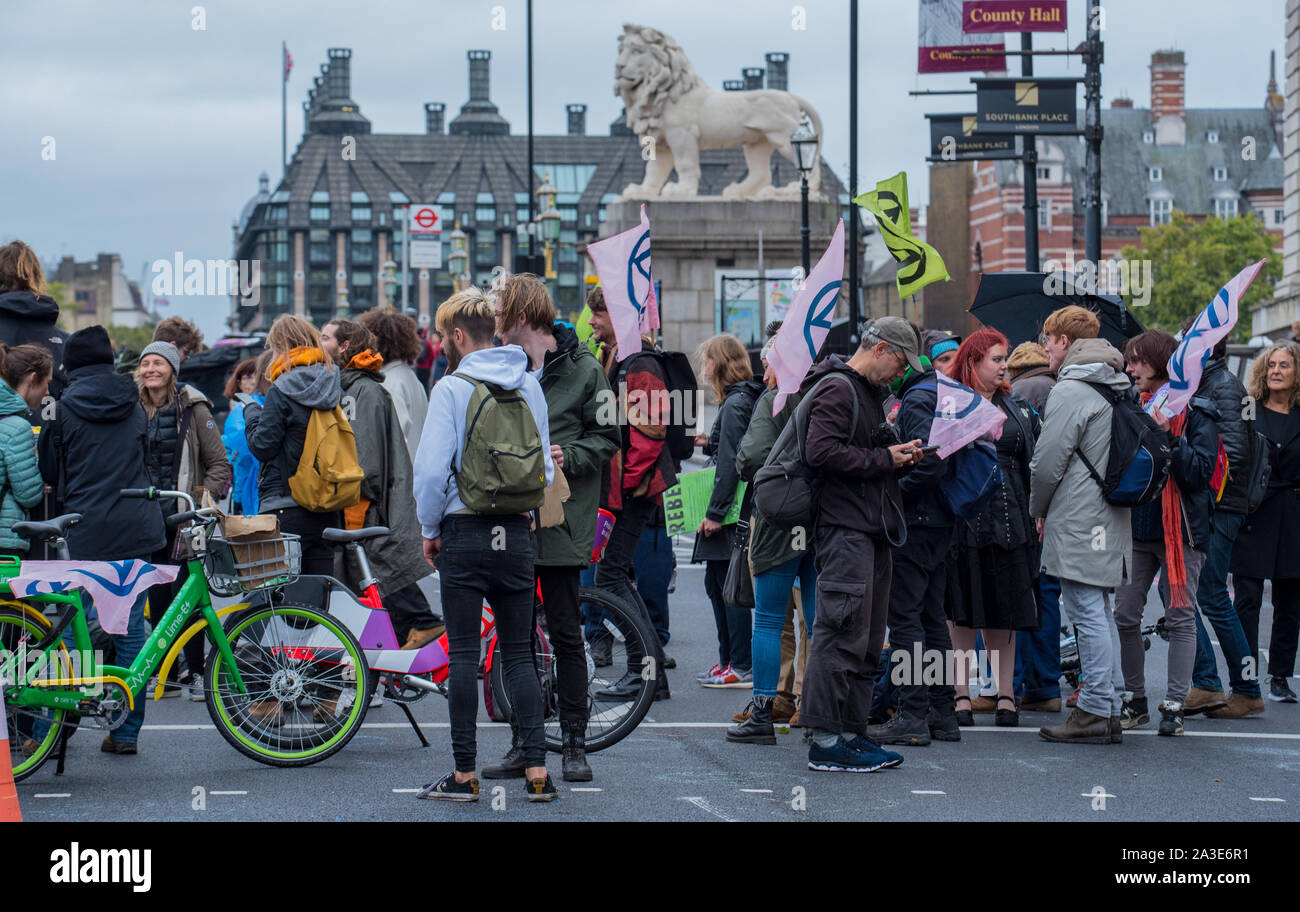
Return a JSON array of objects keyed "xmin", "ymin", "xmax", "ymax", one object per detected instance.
[
  {"xmin": 919, "ymin": 43, "xmax": 1008, "ymax": 74},
  {"xmin": 962, "ymin": 1, "xmax": 1068, "ymax": 33}
]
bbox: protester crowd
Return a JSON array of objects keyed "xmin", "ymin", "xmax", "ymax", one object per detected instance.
[{"xmin": 2, "ymin": 235, "xmax": 1298, "ymax": 798}]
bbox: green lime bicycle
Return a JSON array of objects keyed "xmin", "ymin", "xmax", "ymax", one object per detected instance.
[{"xmin": 2, "ymin": 488, "xmax": 370, "ymax": 782}]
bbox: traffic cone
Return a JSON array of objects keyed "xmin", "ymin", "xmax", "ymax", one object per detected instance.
[{"xmin": 0, "ymin": 689, "xmax": 23, "ymax": 821}]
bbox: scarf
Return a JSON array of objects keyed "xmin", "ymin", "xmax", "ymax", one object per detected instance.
[
  {"xmin": 1141, "ymin": 391, "xmax": 1191, "ymax": 609},
  {"xmin": 346, "ymin": 348, "xmax": 384, "ymax": 372},
  {"xmin": 269, "ymin": 345, "xmax": 328, "ymax": 381}
]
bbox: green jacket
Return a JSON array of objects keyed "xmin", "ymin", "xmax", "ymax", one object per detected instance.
[
  {"xmin": 534, "ymin": 324, "xmax": 621, "ymax": 567},
  {"xmin": 735, "ymin": 386, "xmax": 804, "ymax": 576},
  {"xmin": 0, "ymin": 380, "xmax": 43, "ymax": 553}
]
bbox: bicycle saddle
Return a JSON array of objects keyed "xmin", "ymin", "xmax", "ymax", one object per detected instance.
[
  {"xmin": 322, "ymin": 526, "xmax": 390, "ymax": 544},
  {"xmin": 12, "ymin": 513, "xmax": 83, "ymax": 541}
]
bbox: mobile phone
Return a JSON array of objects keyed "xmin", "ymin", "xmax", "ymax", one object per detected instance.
[{"xmin": 919, "ymin": 444, "xmax": 940, "ymax": 454}]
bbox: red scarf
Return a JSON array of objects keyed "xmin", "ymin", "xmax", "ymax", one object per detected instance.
[{"xmin": 1141, "ymin": 391, "xmax": 1191, "ymax": 608}]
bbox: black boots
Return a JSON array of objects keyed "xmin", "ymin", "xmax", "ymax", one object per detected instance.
[
  {"xmin": 482, "ymin": 729, "xmax": 527, "ymax": 779},
  {"xmin": 561, "ymin": 720, "xmax": 593, "ymax": 782},
  {"xmin": 726, "ymin": 697, "xmax": 777, "ymax": 744}
]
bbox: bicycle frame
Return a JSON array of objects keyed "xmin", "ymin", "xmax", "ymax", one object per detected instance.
[{"xmin": 1, "ymin": 554, "xmax": 249, "ymax": 714}]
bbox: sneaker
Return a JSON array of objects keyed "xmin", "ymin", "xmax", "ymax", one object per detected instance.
[
  {"xmin": 1157, "ymin": 700, "xmax": 1184, "ymax": 736},
  {"xmin": 186, "ymin": 674, "xmax": 205, "ymax": 702},
  {"xmin": 866, "ymin": 712, "xmax": 932, "ymax": 746},
  {"xmin": 1183, "ymin": 687, "xmax": 1228, "ymax": 716},
  {"xmin": 696, "ymin": 662, "xmax": 723, "ymax": 683},
  {"xmin": 703, "ymin": 665, "xmax": 753, "ymax": 689},
  {"xmin": 525, "ymin": 773, "xmax": 559, "ymax": 802},
  {"xmin": 416, "ymin": 773, "xmax": 480, "ymax": 801},
  {"xmin": 808, "ymin": 736, "xmax": 890, "ymax": 773},
  {"xmin": 845, "ymin": 734, "xmax": 905, "ymax": 768},
  {"xmin": 1268, "ymin": 677, "xmax": 1298, "ymax": 703},
  {"xmin": 1120, "ymin": 696, "xmax": 1149, "ymax": 730}
]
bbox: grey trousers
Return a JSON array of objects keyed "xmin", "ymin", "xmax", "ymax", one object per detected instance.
[
  {"xmin": 1061, "ymin": 578, "xmax": 1124, "ymax": 719},
  {"xmin": 1115, "ymin": 539, "xmax": 1205, "ymax": 706}
]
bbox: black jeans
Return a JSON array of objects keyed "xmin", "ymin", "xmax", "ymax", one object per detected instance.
[
  {"xmin": 887, "ymin": 525, "xmax": 956, "ymax": 719},
  {"xmin": 538, "ymin": 565, "xmax": 587, "ymax": 724},
  {"xmin": 437, "ymin": 514, "xmax": 543, "ymax": 770},
  {"xmin": 1236, "ymin": 576, "xmax": 1300, "ymax": 680},
  {"xmin": 385, "ymin": 581, "xmax": 441, "ymax": 644},
  {"xmin": 800, "ymin": 524, "xmax": 892, "ymax": 736},
  {"xmin": 274, "ymin": 505, "xmax": 341, "ymax": 577},
  {"xmin": 592, "ymin": 495, "xmax": 668, "ymax": 685},
  {"xmin": 704, "ymin": 558, "xmax": 752, "ymax": 672}
]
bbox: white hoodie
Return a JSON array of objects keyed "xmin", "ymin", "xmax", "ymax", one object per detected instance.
[{"xmin": 412, "ymin": 344, "xmax": 554, "ymax": 540}]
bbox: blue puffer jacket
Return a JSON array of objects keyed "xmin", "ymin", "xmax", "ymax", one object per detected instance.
[
  {"xmin": 0, "ymin": 379, "xmax": 44, "ymax": 552},
  {"xmin": 222, "ymin": 395, "xmax": 264, "ymax": 514}
]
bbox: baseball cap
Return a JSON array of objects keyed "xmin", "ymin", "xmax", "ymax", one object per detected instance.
[{"xmin": 867, "ymin": 316, "xmax": 923, "ymax": 372}]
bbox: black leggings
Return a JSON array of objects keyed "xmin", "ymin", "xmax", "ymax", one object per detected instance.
[{"xmin": 538, "ymin": 565, "xmax": 587, "ymax": 724}]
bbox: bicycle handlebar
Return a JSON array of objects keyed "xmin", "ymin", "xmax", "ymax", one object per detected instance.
[{"xmin": 121, "ymin": 487, "xmax": 197, "ymax": 513}]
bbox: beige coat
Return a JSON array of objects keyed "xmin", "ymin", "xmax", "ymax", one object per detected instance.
[{"xmin": 1029, "ymin": 338, "xmax": 1133, "ymax": 588}]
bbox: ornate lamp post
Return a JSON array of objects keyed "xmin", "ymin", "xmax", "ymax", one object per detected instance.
[
  {"xmin": 381, "ymin": 258, "xmax": 399, "ymax": 311},
  {"xmin": 790, "ymin": 113, "xmax": 819, "ymax": 278},
  {"xmin": 535, "ymin": 171, "xmax": 561, "ymax": 283},
  {"xmin": 448, "ymin": 222, "xmax": 469, "ymax": 291}
]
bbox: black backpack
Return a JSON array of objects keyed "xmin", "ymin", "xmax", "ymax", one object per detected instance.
[
  {"xmin": 617, "ymin": 348, "xmax": 699, "ymax": 465},
  {"xmin": 1075, "ymin": 382, "xmax": 1172, "ymax": 507}
]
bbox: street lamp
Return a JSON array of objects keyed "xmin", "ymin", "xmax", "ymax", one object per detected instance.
[
  {"xmin": 791, "ymin": 113, "xmax": 819, "ymax": 277},
  {"xmin": 448, "ymin": 221, "xmax": 469, "ymax": 291},
  {"xmin": 381, "ymin": 258, "xmax": 399, "ymax": 310},
  {"xmin": 535, "ymin": 171, "xmax": 561, "ymax": 280}
]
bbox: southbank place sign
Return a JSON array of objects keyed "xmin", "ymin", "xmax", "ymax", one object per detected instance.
[{"xmin": 974, "ymin": 77, "xmax": 1081, "ymax": 134}]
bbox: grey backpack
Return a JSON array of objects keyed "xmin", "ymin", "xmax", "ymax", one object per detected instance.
[{"xmin": 751, "ymin": 373, "xmax": 859, "ymax": 529}]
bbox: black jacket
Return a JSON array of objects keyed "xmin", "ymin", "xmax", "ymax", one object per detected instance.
[
  {"xmin": 37, "ymin": 364, "xmax": 165, "ymax": 560},
  {"xmin": 0, "ymin": 290, "xmax": 68, "ymax": 400},
  {"xmin": 244, "ymin": 360, "xmax": 342, "ymax": 511},
  {"xmin": 1197, "ymin": 357, "xmax": 1250, "ymax": 514},
  {"xmin": 895, "ymin": 369, "xmax": 956, "ymax": 529},
  {"xmin": 693, "ymin": 378, "xmax": 764, "ymax": 562},
  {"xmin": 801, "ymin": 355, "xmax": 905, "ymax": 541},
  {"xmin": 1232, "ymin": 407, "xmax": 1300, "ymax": 580},
  {"xmin": 1131, "ymin": 395, "xmax": 1218, "ymax": 550}
]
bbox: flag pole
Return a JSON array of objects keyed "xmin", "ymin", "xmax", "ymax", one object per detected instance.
[{"xmin": 281, "ymin": 41, "xmax": 287, "ymax": 178}]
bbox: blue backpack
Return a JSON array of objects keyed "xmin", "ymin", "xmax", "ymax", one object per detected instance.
[{"xmin": 1075, "ymin": 382, "xmax": 1171, "ymax": 508}]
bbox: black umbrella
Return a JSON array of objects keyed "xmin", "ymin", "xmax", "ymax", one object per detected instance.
[{"xmin": 969, "ymin": 271, "xmax": 1145, "ymax": 350}]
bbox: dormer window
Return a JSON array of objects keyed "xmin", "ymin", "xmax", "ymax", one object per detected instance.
[
  {"xmin": 1143, "ymin": 131, "xmax": 1154, "ymax": 144},
  {"xmin": 1213, "ymin": 166, "xmax": 1228, "ymax": 182},
  {"xmin": 1208, "ymin": 130, "xmax": 1220, "ymax": 143},
  {"xmin": 1149, "ymin": 166, "xmax": 1163, "ymax": 182}
]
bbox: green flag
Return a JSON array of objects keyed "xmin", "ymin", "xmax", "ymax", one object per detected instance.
[
  {"xmin": 854, "ymin": 172, "xmax": 949, "ymax": 299},
  {"xmin": 576, "ymin": 303, "xmax": 601, "ymax": 356}
]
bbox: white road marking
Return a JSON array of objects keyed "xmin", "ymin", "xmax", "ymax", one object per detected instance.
[
  {"xmin": 1249, "ymin": 797, "xmax": 1285, "ymax": 802},
  {"xmin": 570, "ymin": 787, "xmax": 603, "ymax": 792},
  {"xmin": 740, "ymin": 788, "xmax": 772, "ymax": 794},
  {"xmin": 209, "ymin": 790, "xmax": 247, "ymax": 796},
  {"xmin": 34, "ymin": 793, "xmax": 70, "ymax": 799},
  {"xmin": 912, "ymin": 790, "xmax": 946, "ymax": 795},
  {"xmin": 391, "ymin": 788, "xmax": 421, "ymax": 794},
  {"xmin": 682, "ymin": 796, "xmax": 736, "ymax": 822}
]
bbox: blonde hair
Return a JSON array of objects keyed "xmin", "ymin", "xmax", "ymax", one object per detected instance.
[
  {"xmin": 1043, "ymin": 305, "xmax": 1101, "ymax": 344},
  {"xmin": 696, "ymin": 333, "xmax": 753, "ymax": 402},
  {"xmin": 265, "ymin": 315, "xmax": 322, "ymax": 362},
  {"xmin": 496, "ymin": 273, "xmax": 555, "ymax": 333},
  {"xmin": 1247, "ymin": 342, "xmax": 1300, "ymax": 410},
  {"xmin": 436, "ymin": 286, "xmax": 496, "ymax": 344},
  {"xmin": 0, "ymin": 241, "xmax": 47, "ymax": 296}
]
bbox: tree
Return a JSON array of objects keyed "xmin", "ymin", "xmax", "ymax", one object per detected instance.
[
  {"xmin": 46, "ymin": 282, "xmax": 74, "ymax": 332},
  {"xmin": 1120, "ymin": 210, "xmax": 1281, "ymax": 342},
  {"xmin": 107, "ymin": 324, "xmax": 156, "ymax": 353}
]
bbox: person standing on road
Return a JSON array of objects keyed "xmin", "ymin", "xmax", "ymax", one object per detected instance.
[
  {"xmin": 37, "ymin": 325, "xmax": 166, "ymax": 754},
  {"xmin": 488, "ymin": 274, "xmax": 620, "ymax": 782},
  {"xmin": 1232, "ymin": 342, "xmax": 1300, "ymax": 705},
  {"xmin": 359, "ymin": 306, "xmax": 429, "ymax": 464},
  {"xmin": 584, "ymin": 284, "xmax": 674, "ymax": 702},
  {"xmin": 1031, "ymin": 307, "xmax": 1132, "ymax": 745},
  {"xmin": 320, "ymin": 319, "xmax": 444, "ymax": 649},
  {"xmin": 1188, "ymin": 332, "xmax": 1265, "ymax": 718},
  {"xmin": 242, "ymin": 315, "xmax": 344, "ymax": 577},
  {"xmin": 800, "ymin": 317, "xmax": 923, "ymax": 773},
  {"xmin": 221, "ymin": 355, "xmax": 269, "ymax": 516},
  {"xmin": 412, "ymin": 288, "xmax": 557, "ymax": 802},
  {"xmin": 693, "ymin": 333, "xmax": 764, "ymax": 690},
  {"xmin": 945, "ymin": 329, "xmax": 1042, "ymax": 730}
]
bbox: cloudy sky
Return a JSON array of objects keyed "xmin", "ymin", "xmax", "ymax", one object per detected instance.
[{"xmin": 0, "ymin": 0, "xmax": 1286, "ymax": 341}]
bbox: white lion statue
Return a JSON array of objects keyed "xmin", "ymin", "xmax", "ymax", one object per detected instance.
[{"xmin": 615, "ymin": 23, "xmax": 825, "ymax": 202}]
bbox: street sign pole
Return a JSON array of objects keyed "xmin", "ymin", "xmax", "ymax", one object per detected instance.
[
  {"xmin": 1022, "ymin": 32, "xmax": 1039, "ymax": 271},
  {"xmin": 402, "ymin": 204, "xmax": 410, "ymax": 313},
  {"xmin": 1084, "ymin": 0, "xmax": 1104, "ymax": 264}
]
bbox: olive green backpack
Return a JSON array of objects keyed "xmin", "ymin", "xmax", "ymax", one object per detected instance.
[{"xmin": 453, "ymin": 373, "xmax": 547, "ymax": 514}]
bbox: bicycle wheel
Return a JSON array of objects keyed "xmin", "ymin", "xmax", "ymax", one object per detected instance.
[
  {"xmin": 205, "ymin": 602, "xmax": 369, "ymax": 768},
  {"xmin": 1, "ymin": 604, "xmax": 74, "ymax": 783},
  {"xmin": 490, "ymin": 586, "xmax": 657, "ymax": 753}
]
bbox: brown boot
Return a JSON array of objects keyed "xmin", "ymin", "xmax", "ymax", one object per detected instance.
[
  {"xmin": 772, "ymin": 694, "xmax": 797, "ymax": 723},
  {"xmin": 1184, "ymin": 688, "xmax": 1229, "ymax": 716},
  {"xmin": 1206, "ymin": 692, "xmax": 1266, "ymax": 718},
  {"xmin": 247, "ymin": 700, "xmax": 283, "ymax": 724},
  {"xmin": 1020, "ymin": 697, "xmax": 1062, "ymax": 712},
  {"xmin": 101, "ymin": 736, "xmax": 138, "ymax": 755},
  {"xmin": 1038, "ymin": 708, "xmax": 1112, "ymax": 744},
  {"xmin": 403, "ymin": 626, "xmax": 446, "ymax": 650}
]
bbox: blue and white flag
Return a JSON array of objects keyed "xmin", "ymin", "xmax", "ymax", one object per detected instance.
[
  {"xmin": 10, "ymin": 560, "xmax": 180, "ymax": 635},
  {"xmin": 929, "ymin": 370, "xmax": 1006, "ymax": 458},
  {"xmin": 767, "ymin": 219, "xmax": 845, "ymax": 413}
]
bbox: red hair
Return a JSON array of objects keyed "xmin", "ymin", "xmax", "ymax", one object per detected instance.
[{"xmin": 947, "ymin": 328, "xmax": 1011, "ymax": 395}]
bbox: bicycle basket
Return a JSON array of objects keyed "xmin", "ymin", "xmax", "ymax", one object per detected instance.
[{"xmin": 203, "ymin": 532, "xmax": 302, "ymax": 595}]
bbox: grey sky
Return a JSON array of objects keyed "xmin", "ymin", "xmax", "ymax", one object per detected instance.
[{"xmin": 0, "ymin": 0, "xmax": 1285, "ymax": 342}]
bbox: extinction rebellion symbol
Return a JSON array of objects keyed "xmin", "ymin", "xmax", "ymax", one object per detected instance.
[
  {"xmin": 627, "ymin": 230, "xmax": 653, "ymax": 318},
  {"xmin": 803, "ymin": 280, "xmax": 842, "ymax": 360}
]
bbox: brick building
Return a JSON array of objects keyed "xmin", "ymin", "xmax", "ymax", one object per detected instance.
[
  {"xmin": 929, "ymin": 49, "xmax": 1285, "ymax": 335},
  {"xmin": 48, "ymin": 253, "xmax": 152, "ymax": 332}
]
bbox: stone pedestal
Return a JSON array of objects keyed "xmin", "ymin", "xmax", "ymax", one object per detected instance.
[{"xmin": 598, "ymin": 198, "xmax": 842, "ymax": 359}]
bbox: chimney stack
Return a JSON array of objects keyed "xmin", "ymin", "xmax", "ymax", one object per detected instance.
[
  {"xmin": 742, "ymin": 67, "xmax": 765, "ymax": 90},
  {"xmin": 326, "ymin": 48, "xmax": 352, "ymax": 101},
  {"xmin": 449, "ymin": 50, "xmax": 510, "ymax": 135},
  {"xmin": 723, "ymin": 80, "xmax": 743, "ymax": 92},
  {"xmin": 468, "ymin": 49, "xmax": 491, "ymax": 102},
  {"xmin": 1150, "ymin": 50, "xmax": 1187, "ymax": 145},
  {"xmin": 765, "ymin": 53, "xmax": 789, "ymax": 90},
  {"xmin": 1111, "ymin": 96, "xmax": 1134, "ymax": 109},
  {"xmin": 567, "ymin": 103, "xmax": 587, "ymax": 136},
  {"xmin": 425, "ymin": 102, "xmax": 445, "ymax": 134}
]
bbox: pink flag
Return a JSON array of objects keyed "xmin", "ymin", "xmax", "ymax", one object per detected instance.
[
  {"xmin": 767, "ymin": 220, "xmax": 845, "ymax": 413},
  {"xmin": 587, "ymin": 203, "xmax": 658, "ymax": 359},
  {"xmin": 1164, "ymin": 260, "xmax": 1265, "ymax": 416},
  {"xmin": 10, "ymin": 560, "xmax": 179, "ymax": 636},
  {"xmin": 929, "ymin": 370, "xmax": 1006, "ymax": 458}
]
